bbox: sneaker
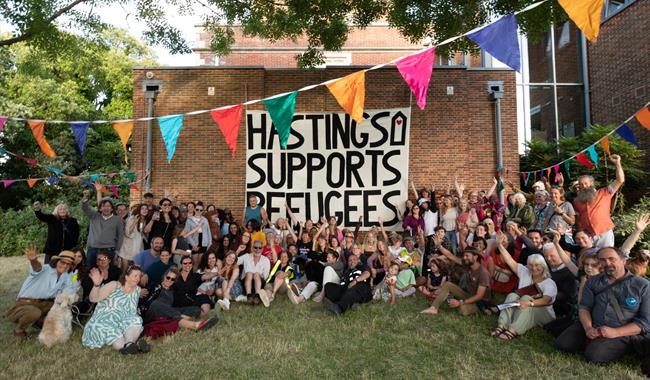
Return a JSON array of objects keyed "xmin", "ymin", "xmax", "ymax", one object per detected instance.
[
  {"xmin": 287, "ymin": 284, "xmax": 301, "ymax": 305},
  {"xmin": 119, "ymin": 342, "xmax": 139, "ymax": 355},
  {"xmin": 234, "ymin": 295, "xmax": 248, "ymax": 303},
  {"xmin": 217, "ymin": 299, "xmax": 230, "ymax": 311},
  {"xmin": 313, "ymin": 291, "xmax": 323, "ymax": 303},
  {"xmin": 136, "ymin": 337, "xmax": 150, "ymax": 353},
  {"xmin": 257, "ymin": 289, "xmax": 270, "ymax": 307},
  {"xmin": 197, "ymin": 316, "xmax": 219, "ymax": 331},
  {"xmin": 322, "ymin": 297, "xmax": 342, "ymax": 316}
]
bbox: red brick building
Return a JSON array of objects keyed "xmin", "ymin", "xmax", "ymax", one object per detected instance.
[
  {"xmin": 129, "ymin": 66, "xmax": 518, "ymax": 222},
  {"xmin": 194, "ymin": 24, "xmax": 427, "ymax": 67}
]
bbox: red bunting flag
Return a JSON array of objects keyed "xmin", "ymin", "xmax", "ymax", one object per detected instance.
[
  {"xmin": 601, "ymin": 136, "xmax": 611, "ymax": 156},
  {"xmin": 27, "ymin": 179, "xmax": 38, "ymax": 188},
  {"xmin": 129, "ymin": 183, "xmax": 141, "ymax": 192},
  {"xmin": 210, "ymin": 105, "xmax": 243, "ymax": 157},
  {"xmin": 0, "ymin": 116, "xmax": 6, "ymax": 131},
  {"xmin": 108, "ymin": 185, "xmax": 119, "ymax": 198},
  {"xmin": 15, "ymin": 153, "xmax": 38, "ymax": 166},
  {"xmin": 635, "ymin": 107, "xmax": 650, "ymax": 131},
  {"xmin": 576, "ymin": 152, "xmax": 595, "ymax": 169},
  {"xmin": 27, "ymin": 120, "xmax": 56, "ymax": 158},
  {"xmin": 521, "ymin": 172, "xmax": 526, "ymax": 182}
]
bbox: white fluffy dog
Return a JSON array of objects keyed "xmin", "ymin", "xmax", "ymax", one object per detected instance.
[{"xmin": 38, "ymin": 292, "xmax": 79, "ymax": 347}]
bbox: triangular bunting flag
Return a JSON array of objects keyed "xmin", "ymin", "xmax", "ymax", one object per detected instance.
[
  {"xmin": 3, "ymin": 179, "xmax": 16, "ymax": 188},
  {"xmin": 108, "ymin": 173, "xmax": 117, "ymax": 178},
  {"xmin": 558, "ymin": 0, "xmax": 604, "ymax": 42},
  {"xmin": 525, "ymin": 172, "xmax": 530, "ymax": 186},
  {"xmin": 546, "ymin": 168, "xmax": 552, "ymax": 180},
  {"xmin": 46, "ymin": 176, "xmax": 59, "ymax": 185},
  {"xmin": 576, "ymin": 152, "xmax": 595, "ymax": 169},
  {"xmin": 129, "ymin": 183, "xmax": 141, "ymax": 192},
  {"xmin": 158, "ymin": 115, "xmax": 184, "ymax": 162},
  {"xmin": 564, "ymin": 161, "xmax": 571, "ymax": 179},
  {"xmin": 553, "ymin": 164, "xmax": 560, "ymax": 176},
  {"xmin": 395, "ymin": 48, "xmax": 435, "ymax": 110},
  {"xmin": 467, "ymin": 13, "xmax": 521, "ymax": 72},
  {"xmin": 326, "ymin": 71, "xmax": 366, "ymax": 123},
  {"xmin": 601, "ymin": 136, "xmax": 611, "ymax": 156},
  {"xmin": 80, "ymin": 179, "xmax": 94, "ymax": 188},
  {"xmin": 27, "ymin": 120, "xmax": 56, "ymax": 158},
  {"xmin": 27, "ymin": 179, "xmax": 38, "ymax": 188},
  {"xmin": 586, "ymin": 145, "xmax": 599, "ymax": 167},
  {"xmin": 533, "ymin": 172, "xmax": 537, "ymax": 183},
  {"xmin": 69, "ymin": 122, "xmax": 89, "ymax": 156},
  {"xmin": 263, "ymin": 92, "xmax": 298, "ymax": 149},
  {"xmin": 112, "ymin": 121, "xmax": 134, "ymax": 164},
  {"xmin": 46, "ymin": 167, "xmax": 62, "ymax": 175},
  {"xmin": 210, "ymin": 105, "xmax": 243, "ymax": 157},
  {"xmin": 16, "ymin": 153, "xmax": 38, "ymax": 167},
  {"xmin": 0, "ymin": 116, "xmax": 6, "ymax": 131},
  {"xmin": 0, "ymin": 146, "xmax": 5, "ymax": 155},
  {"xmin": 521, "ymin": 172, "xmax": 526, "ymax": 183},
  {"xmin": 126, "ymin": 172, "xmax": 136, "ymax": 181},
  {"xmin": 101, "ymin": 184, "xmax": 108, "ymax": 194},
  {"xmin": 635, "ymin": 106, "xmax": 650, "ymax": 130},
  {"xmin": 90, "ymin": 174, "xmax": 99, "ymax": 182},
  {"xmin": 616, "ymin": 124, "xmax": 639, "ymax": 147},
  {"xmin": 108, "ymin": 185, "xmax": 119, "ymax": 198}
]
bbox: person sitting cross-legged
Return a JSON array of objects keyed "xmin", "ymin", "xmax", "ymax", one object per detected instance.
[
  {"xmin": 420, "ymin": 235, "xmax": 491, "ymax": 316},
  {"xmin": 555, "ymin": 247, "xmax": 650, "ymax": 364},
  {"xmin": 490, "ymin": 232, "xmax": 558, "ymax": 341}
]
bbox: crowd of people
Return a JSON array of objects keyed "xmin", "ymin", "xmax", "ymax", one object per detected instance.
[{"xmin": 6, "ymin": 154, "xmax": 650, "ymax": 373}]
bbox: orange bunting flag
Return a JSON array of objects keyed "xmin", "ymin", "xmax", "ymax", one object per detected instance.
[
  {"xmin": 101, "ymin": 184, "xmax": 108, "ymax": 194},
  {"xmin": 601, "ymin": 136, "xmax": 611, "ymax": 156},
  {"xmin": 112, "ymin": 121, "xmax": 134, "ymax": 163},
  {"xmin": 558, "ymin": 0, "xmax": 604, "ymax": 42},
  {"xmin": 546, "ymin": 168, "xmax": 551, "ymax": 180},
  {"xmin": 27, "ymin": 179, "xmax": 38, "ymax": 188},
  {"xmin": 635, "ymin": 106, "xmax": 650, "ymax": 131},
  {"xmin": 326, "ymin": 71, "xmax": 366, "ymax": 123},
  {"xmin": 27, "ymin": 120, "xmax": 56, "ymax": 158}
]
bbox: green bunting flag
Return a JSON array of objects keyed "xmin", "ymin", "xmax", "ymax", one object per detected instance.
[{"xmin": 263, "ymin": 91, "xmax": 298, "ymax": 149}]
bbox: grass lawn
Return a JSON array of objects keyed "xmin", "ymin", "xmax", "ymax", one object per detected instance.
[{"xmin": 0, "ymin": 255, "xmax": 644, "ymax": 379}]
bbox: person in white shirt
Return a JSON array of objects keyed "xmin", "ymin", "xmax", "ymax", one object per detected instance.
[
  {"xmin": 491, "ymin": 233, "xmax": 557, "ymax": 341},
  {"xmin": 237, "ymin": 240, "xmax": 270, "ymax": 305}
]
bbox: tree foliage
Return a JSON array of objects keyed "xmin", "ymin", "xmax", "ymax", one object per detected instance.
[
  {"xmin": 1, "ymin": 0, "xmax": 570, "ymax": 67},
  {"xmin": 0, "ymin": 27, "xmax": 157, "ymax": 210}
]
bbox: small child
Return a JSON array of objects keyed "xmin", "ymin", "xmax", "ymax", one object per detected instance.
[
  {"xmin": 374, "ymin": 262, "xmax": 400, "ymax": 304},
  {"xmin": 578, "ymin": 254, "xmax": 602, "ymax": 303},
  {"xmin": 418, "ymin": 258, "xmax": 447, "ymax": 301}
]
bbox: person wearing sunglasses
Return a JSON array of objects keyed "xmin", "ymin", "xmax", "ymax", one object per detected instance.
[
  {"xmin": 144, "ymin": 198, "xmax": 177, "ymax": 249},
  {"xmin": 183, "ymin": 201, "xmax": 212, "ymax": 271},
  {"xmin": 79, "ymin": 251, "xmax": 121, "ymax": 315},
  {"xmin": 141, "ymin": 268, "xmax": 218, "ymax": 333},
  {"xmin": 237, "ymin": 240, "xmax": 270, "ymax": 305},
  {"xmin": 173, "ymin": 258, "xmax": 214, "ymax": 317}
]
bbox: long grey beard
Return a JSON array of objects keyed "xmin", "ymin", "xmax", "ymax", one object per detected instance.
[{"xmin": 576, "ymin": 187, "xmax": 597, "ymax": 203}]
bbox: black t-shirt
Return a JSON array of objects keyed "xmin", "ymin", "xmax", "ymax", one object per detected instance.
[
  {"xmin": 296, "ymin": 241, "xmax": 313, "ymax": 258},
  {"xmin": 428, "ymin": 272, "xmax": 445, "ymax": 287},
  {"xmin": 342, "ymin": 263, "xmax": 368, "ymax": 285},
  {"xmin": 173, "ymin": 271, "xmax": 202, "ymax": 307},
  {"xmin": 550, "ymin": 266, "xmax": 577, "ymax": 318}
]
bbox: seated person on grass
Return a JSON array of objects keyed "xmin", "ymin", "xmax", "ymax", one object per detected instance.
[
  {"xmin": 420, "ymin": 237, "xmax": 491, "ymax": 316},
  {"xmin": 322, "ymin": 254, "xmax": 373, "ymax": 316},
  {"xmin": 490, "ymin": 233, "xmax": 557, "ymax": 341}
]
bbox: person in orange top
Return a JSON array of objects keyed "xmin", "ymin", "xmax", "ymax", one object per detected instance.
[{"xmin": 572, "ymin": 154, "xmax": 624, "ymax": 249}]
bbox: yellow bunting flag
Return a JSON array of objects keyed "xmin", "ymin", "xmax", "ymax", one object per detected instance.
[
  {"xmin": 558, "ymin": 0, "xmax": 605, "ymax": 42},
  {"xmin": 326, "ymin": 70, "xmax": 366, "ymax": 123},
  {"xmin": 27, "ymin": 120, "xmax": 56, "ymax": 158},
  {"xmin": 601, "ymin": 136, "xmax": 611, "ymax": 156},
  {"xmin": 27, "ymin": 179, "xmax": 38, "ymax": 188},
  {"xmin": 636, "ymin": 107, "xmax": 650, "ymax": 131},
  {"xmin": 112, "ymin": 121, "xmax": 134, "ymax": 163}
]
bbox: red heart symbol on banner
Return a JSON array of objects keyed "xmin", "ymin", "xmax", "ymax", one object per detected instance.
[{"xmin": 396, "ymin": 119, "xmax": 402, "ymax": 125}]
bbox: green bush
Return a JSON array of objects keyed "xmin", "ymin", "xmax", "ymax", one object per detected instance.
[
  {"xmin": 613, "ymin": 195, "xmax": 650, "ymax": 251},
  {"xmin": 0, "ymin": 203, "xmax": 89, "ymax": 257}
]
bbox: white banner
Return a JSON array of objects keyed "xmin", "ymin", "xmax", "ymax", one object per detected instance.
[{"xmin": 245, "ymin": 108, "xmax": 410, "ymax": 230}]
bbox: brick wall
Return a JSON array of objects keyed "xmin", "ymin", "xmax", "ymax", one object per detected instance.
[
  {"xmin": 130, "ymin": 67, "xmax": 518, "ymax": 223},
  {"xmin": 589, "ymin": 0, "xmax": 650, "ymax": 170}
]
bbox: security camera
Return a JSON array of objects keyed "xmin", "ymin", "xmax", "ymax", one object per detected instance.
[{"xmin": 145, "ymin": 71, "xmax": 155, "ymax": 79}]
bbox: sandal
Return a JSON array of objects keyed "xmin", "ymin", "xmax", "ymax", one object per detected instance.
[
  {"xmin": 490, "ymin": 326, "xmax": 505, "ymax": 337},
  {"xmin": 498, "ymin": 329, "xmax": 518, "ymax": 341}
]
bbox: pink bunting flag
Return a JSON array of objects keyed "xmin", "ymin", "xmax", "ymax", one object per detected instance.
[
  {"xmin": 108, "ymin": 173, "xmax": 117, "ymax": 178},
  {"xmin": 0, "ymin": 116, "xmax": 6, "ymax": 131},
  {"xmin": 108, "ymin": 185, "xmax": 119, "ymax": 198},
  {"xmin": 210, "ymin": 105, "xmax": 243, "ymax": 157},
  {"xmin": 553, "ymin": 165, "xmax": 560, "ymax": 183},
  {"xmin": 395, "ymin": 47, "xmax": 435, "ymax": 110},
  {"xmin": 3, "ymin": 179, "xmax": 16, "ymax": 188},
  {"xmin": 129, "ymin": 183, "xmax": 141, "ymax": 192}
]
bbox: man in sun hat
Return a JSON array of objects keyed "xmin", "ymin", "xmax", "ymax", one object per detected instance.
[{"xmin": 6, "ymin": 245, "xmax": 76, "ymax": 337}]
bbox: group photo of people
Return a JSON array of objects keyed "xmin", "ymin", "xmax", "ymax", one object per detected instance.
[{"xmin": 7, "ymin": 152, "xmax": 650, "ymax": 375}]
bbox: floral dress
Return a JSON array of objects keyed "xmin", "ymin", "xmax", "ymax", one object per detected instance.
[{"xmin": 82, "ymin": 285, "xmax": 142, "ymax": 348}]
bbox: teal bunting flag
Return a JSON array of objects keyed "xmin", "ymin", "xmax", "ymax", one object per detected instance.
[
  {"xmin": 158, "ymin": 114, "xmax": 184, "ymax": 162},
  {"xmin": 586, "ymin": 145, "xmax": 599, "ymax": 167},
  {"xmin": 263, "ymin": 91, "xmax": 297, "ymax": 149}
]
